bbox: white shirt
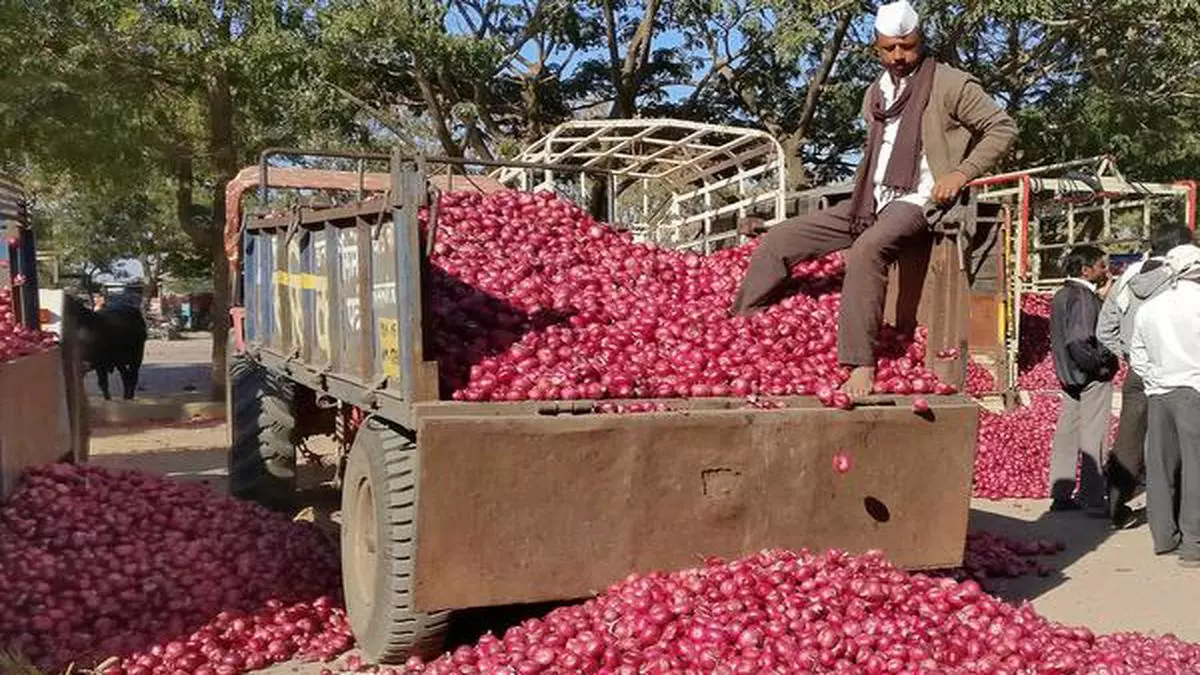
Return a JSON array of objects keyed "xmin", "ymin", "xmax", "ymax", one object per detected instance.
[
  {"xmin": 873, "ymin": 73, "xmax": 935, "ymax": 212},
  {"xmin": 1130, "ymin": 280, "xmax": 1200, "ymax": 395},
  {"xmin": 1067, "ymin": 277, "xmax": 1098, "ymax": 294}
]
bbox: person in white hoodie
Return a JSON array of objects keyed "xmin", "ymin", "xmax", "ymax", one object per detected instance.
[
  {"xmin": 1097, "ymin": 225, "xmax": 1196, "ymax": 529},
  {"xmin": 1129, "ymin": 243, "xmax": 1200, "ymax": 565}
]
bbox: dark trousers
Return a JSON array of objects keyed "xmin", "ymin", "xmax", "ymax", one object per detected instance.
[
  {"xmin": 1145, "ymin": 388, "xmax": 1200, "ymax": 555},
  {"xmin": 731, "ymin": 200, "xmax": 929, "ymax": 366},
  {"xmin": 1049, "ymin": 381, "xmax": 1113, "ymax": 508},
  {"xmin": 1108, "ymin": 367, "xmax": 1147, "ymax": 504}
]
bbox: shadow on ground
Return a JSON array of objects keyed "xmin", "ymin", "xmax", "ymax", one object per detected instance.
[
  {"xmin": 88, "ymin": 447, "xmax": 229, "ymax": 490},
  {"xmin": 84, "ymin": 363, "xmax": 214, "ymax": 398},
  {"xmin": 967, "ymin": 501, "xmax": 1138, "ymax": 604}
]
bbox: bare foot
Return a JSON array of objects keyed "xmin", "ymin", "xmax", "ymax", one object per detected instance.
[{"xmin": 841, "ymin": 366, "xmax": 876, "ymax": 399}]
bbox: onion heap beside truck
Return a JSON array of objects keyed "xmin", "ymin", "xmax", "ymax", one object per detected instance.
[
  {"xmin": 0, "ymin": 175, "xmax": 86, "ymax": 500},
  {"xmin": 223, "ymin": 149, "xmax": 981, "ymax": 664}
]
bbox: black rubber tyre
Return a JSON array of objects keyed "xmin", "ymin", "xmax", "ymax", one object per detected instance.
[
  {"xmin": 227, "ymin": 350, "xmax": 298, "ymax": 511},
  {"xmin": 341, "ymin": 418, "xmax": 449, "ymax": 663}
]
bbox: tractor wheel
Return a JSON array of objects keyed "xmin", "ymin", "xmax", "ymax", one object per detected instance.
[
  {"xmin": 227, "ymin": 350, "xmax": 297, "ymax": 511},
  {"xmin": 341, "ymin": 417, "xmax": 449, "ymax": 662}
]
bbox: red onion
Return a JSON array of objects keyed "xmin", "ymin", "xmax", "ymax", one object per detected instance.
[
  {"xmin": 0, "ymin": 287, "xmax": 58, "ymax": 363},
  {"xmin": 973, "ymin": 395, "xmax": 1120, "ymax": 499},
  {"xmin": 965, "ymin": 360, "xmax": 997, "ymax": 396},
  {"xmin": 423, "ymin": 191, "xmax": 955, "ymax": 408},
  {"xmin": 832, "ymin": 453, "xmax": 853, "ymax": 474},
  {"xmin": 0, "ymin": 465, "xmax": 352, "ymax": 673},
  {"xmin": 393, "ymin": 547, "xmax": 1200, "ymax": 674},
  {"xmin": 950, "ymin": 531, "xmax": 1064, "ymax": 583}
]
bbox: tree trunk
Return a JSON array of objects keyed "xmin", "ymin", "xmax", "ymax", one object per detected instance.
[
  {"xmin": 780, "ymin": 134, "xmax": 808, "ymax": 192},
  {"xmin": 208, "ymin": 64, "xmax": 237, "ymax": 400},
  {"xmin": 139, "ymin": 254, "xmax": 159, "ymax": 316}
]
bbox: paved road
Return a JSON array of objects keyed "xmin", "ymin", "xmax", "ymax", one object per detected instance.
[{"xmin": 83, "ymin": 334, "xmax": 214, "ymax": 399}]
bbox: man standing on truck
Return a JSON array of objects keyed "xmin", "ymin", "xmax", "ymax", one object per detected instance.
[
  {"xmin": 1048, "ymin": 245, "xmax": 1120, "ymax": 514},
  {"xmin": 730, "ymin": 0, "xmax": 1017, "ymax": 397},
  {"xmin": 1096, "ymin": 225, "xmax": 1196, "ymax": 529}
]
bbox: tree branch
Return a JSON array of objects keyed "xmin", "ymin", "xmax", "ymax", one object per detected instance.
[
  {"xmin": 411, "ymin": 57, "xmax": 462, "ymax": 157},
  {"xmin": 793, "ymin": 9, "xmax": 854, "ymax": 143}
]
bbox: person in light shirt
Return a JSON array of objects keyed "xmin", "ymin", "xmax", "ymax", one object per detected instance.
[
  {"xmin": 1096, "ymin": 225, "xmax": 1195, "ymax": 529},
  {"xmin": 730, "ymin": 0, "xmax": 1016, "ymax": 398},
  {"xmin": 1129, "ymin": 243, "xmax": 1200, "ymax": 566}
]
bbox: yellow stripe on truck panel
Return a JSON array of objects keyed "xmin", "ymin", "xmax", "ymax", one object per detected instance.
[{"xmin": 273, "ymin": 271, "xmax": 329, "ymax": 290}]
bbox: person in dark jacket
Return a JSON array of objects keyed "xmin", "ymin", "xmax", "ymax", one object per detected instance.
[
  {"xmin": 1048, "ymin": 245, "xmax": 1120, "ymax": 512},
  {"xmin": 1096, "ymin": 225, "xmax": 1196, "ymax": 528}
]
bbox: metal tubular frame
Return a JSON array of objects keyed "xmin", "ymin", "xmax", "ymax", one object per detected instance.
[
  {"xmin": 491, "ymin": 119, "xmax": 789, "ymax": 254},
  {"xmin": 969, "ymin": 156, "xmax": 1197, "ymax": 393}
]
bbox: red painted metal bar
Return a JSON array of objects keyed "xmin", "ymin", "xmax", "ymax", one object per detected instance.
[{"xmin": 1175, "ymin": 180, "xmax": 1197, "ymax": 231}]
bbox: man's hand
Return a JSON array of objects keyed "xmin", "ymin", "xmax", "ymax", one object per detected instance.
[{"xmin": 932, "ymin": 170, "xmax": 969, "ymax": 204}]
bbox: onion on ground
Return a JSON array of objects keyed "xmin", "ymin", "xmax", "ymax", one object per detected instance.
[
  {"xmin": 0, "ymin": 464, "xmax": 351, "ymax": 674},
  {"xmin": 0, "ymin": 287, "xmax": 57, "ymax": 364},
  {"xmin": 973, "ymin": 395, "xmax": 1120, "ymax": 500},
  {"xmin": 392, "ymin": 548, "xmax": 1199, "ymax": 675},
  {"xmin": 0, "ymin": 465, "xmax": 1192, "ymax": 673}
]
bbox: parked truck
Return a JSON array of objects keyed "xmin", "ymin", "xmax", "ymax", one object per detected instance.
[
  {"xmin": 223, "ymin": 149, "xmax": 980, "ymax": 663},
  {"xmin": 0, "ymin": 175, "xmax": 88, "ymax": 498}
]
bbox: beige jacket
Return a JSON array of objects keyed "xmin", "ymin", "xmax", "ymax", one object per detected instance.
[{"xmin": 858, "ymin": 62, "xmax": 1017, "ymax": 185}]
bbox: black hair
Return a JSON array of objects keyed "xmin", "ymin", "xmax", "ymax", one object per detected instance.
[
  {"xmin": 1150, "ymin": 224, "xmax": 1194, "ymax": 255},
  {"xmin": 1062, "ymin": 245, "xmax": 1107, "ymax": 277}
]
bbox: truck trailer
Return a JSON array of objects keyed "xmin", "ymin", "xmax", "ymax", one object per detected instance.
[{"xmin": 223, "ymin": 149, "xmax": 980, "ymax": 663}]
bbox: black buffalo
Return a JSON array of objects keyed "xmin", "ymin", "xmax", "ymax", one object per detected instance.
[{"xmin": 64, "ymin": 296, "xmax": 148, "ymax": 400}]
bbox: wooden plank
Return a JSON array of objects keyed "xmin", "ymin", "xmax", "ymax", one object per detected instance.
[
  {"xmin": 0, "ymin": 348, "xmax": 72, "ymax": 499},
  {"xmin": 412, "ymin": 402, "xmax": 978, "ymax": 611},
  {"xmin": 884, "ymin": 232, "xmax": 968, "ymax": 388}
]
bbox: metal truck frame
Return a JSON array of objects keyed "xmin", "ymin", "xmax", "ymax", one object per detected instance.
[
  {"xmin": 225, "ymin": 148, "xmax": 980, "ymax": 664},
  {"xmin": 0, "ymin": 175, "xmax": 88, "ymax": 497}
]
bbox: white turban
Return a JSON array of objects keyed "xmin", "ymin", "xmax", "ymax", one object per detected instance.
[
  {"xmin": 1165, "ymin": 243, "xmax": 1200, "ymax": 281},
  {"xmin": 875, "ymin": 0, "xmax": 920, "ymax": 37}
]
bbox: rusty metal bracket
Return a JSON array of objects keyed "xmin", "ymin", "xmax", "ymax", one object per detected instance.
[
  {"xmin": 283, "ymin": 205, "xmax": 303, "ymax": 245},
  {"xmin": 371, "ymin": 191, "xmax": 392, "ymax": 241},
  {"xmin": 425, "ymin": 184, "xmax": 443, "ymax": 257}
]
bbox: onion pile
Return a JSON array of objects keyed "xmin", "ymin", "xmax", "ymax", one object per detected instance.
[
  {"xmin": 0, "ymin": 464, "xmax": 351, "ymax": 673},
  {"xmin": 396, "ymin": 548, "xmax": 1200, "ymax": 675},
  {"xmin": 957, "ymin": 531, "xmax": 1062, "ymax": 581},
  {"xmin": 1016, "ymin": 293, "xmax": 1057, "ymax": 391},
  {"xmin": 973, "ymin": 395, "xmax": 1120, "ymax": 499},
  {"xmin": 0, "ymin": 287, "xmax": 57, "ymax": 363},
  {"xmin": 965, "ymin": 360, "xmax": 997, "ymax": 396},
  {"xmin": 973, "ymin": 395, "xmax": 1061, "ymax": 499},
  {"xmin": 424, "ymin": 191, "xmax": 955, "ymax": 407}
]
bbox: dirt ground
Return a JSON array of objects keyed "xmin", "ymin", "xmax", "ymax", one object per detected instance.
[{"xmin": 79, "ymin": 338, "xmax": 1200, "ymax": 672}]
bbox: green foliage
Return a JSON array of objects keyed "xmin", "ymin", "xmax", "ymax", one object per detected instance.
[{"xmin": 4, "ymin": 0, "xmax": 1200, "ymax": 279}]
